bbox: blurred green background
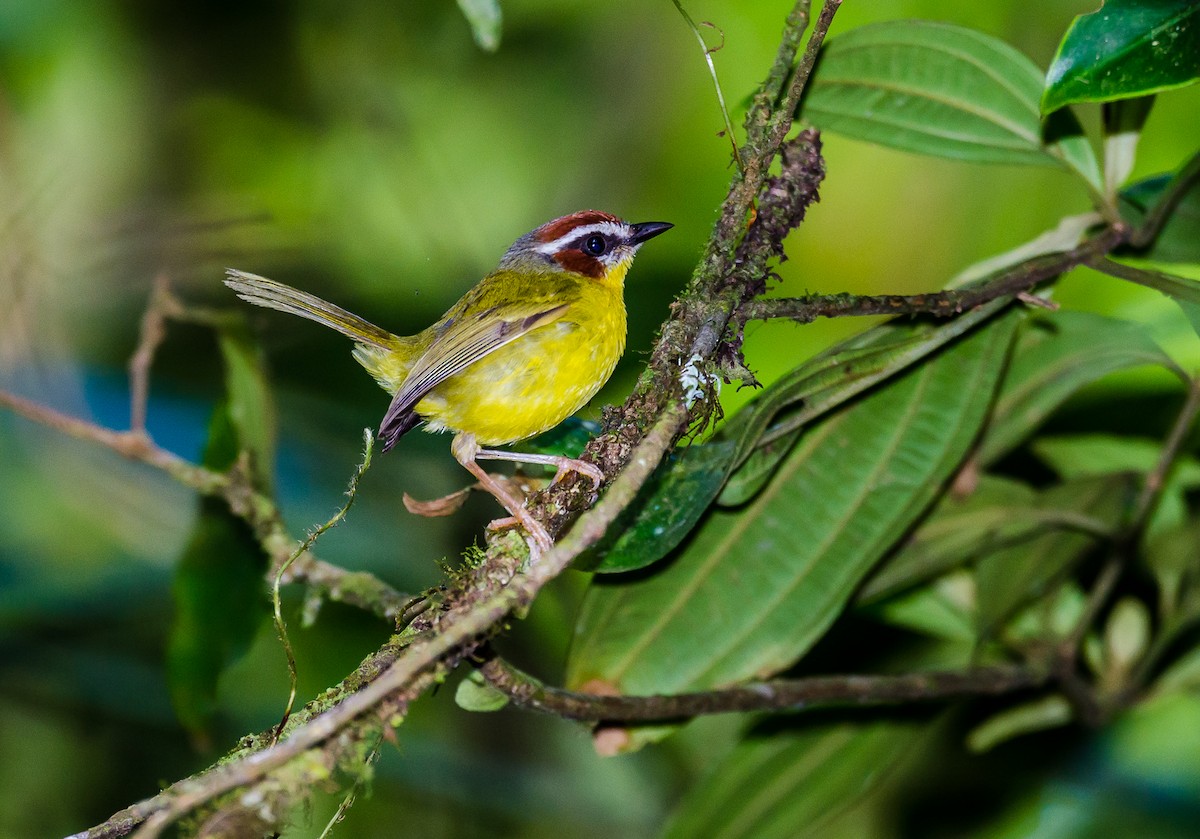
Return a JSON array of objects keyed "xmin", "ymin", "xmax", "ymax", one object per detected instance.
[{"xmin": 2, "ymin": 1, "xmax": 1199, "ymax": 836}]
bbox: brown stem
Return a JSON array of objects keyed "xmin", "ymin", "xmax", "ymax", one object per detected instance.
[
  {"xmin": 1129, "ymin": 148, "xmax": 1200, "ymax": 249},
  {"xmin": 478, "ymin": 656, "xmax": 1047, "ymax": 722},
  {"xmin": 0, "ymin": 388, "xmax": 224, "ymax": 493},
  {"xmin": 0, "ymin": 393, "xmax": 414, "ymax": 629},
  {"xmin": 738, "ymin": 224, "xmax": 1129, "ymax": 325},
  {"xmin": 1052, "ymin": 374, "xmax": 1200, "ymax": 727},
  {"xmin": 128, "ymin": 273, "xmax": 180, "ymax": 433}
]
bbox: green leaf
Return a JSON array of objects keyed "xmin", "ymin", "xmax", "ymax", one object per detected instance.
[
  {"xmin": 1008, "ymin": 583, "xmax": 1090, "ymax": 645},
  {"xmin": 858, "ymin": 476, "xmax": 1046, "ymax": 604},
  {"xmin": 975, "ymin": 475, "xmax": 1135, "ymax": 640},
  {"xmin": 1043, "ymin": 0, "xmax": 1200, "ymax": 114},
  {"xmin": 1175, "ymin": 299, "xmax": 1200, "ymax": 339},
  {"xmin": 1102, "ymin": 596, "xmax": 1152, "ymax": 680},
  {"xmin": 866, "ymin": 572, "xmax": 977, "ymax": 642},
  {"xmin": 167, "ymin": 404, "xmax": 268, "ymax": 737},
  {"xmin": 719, "ymin": 300, "xmax": 1010, "ymax": 507},
  {"xmin": 979, "ymin": 310, "xmax": 1179, "ymax": 465},
  {"xmin": 803, "ymin": 21, "xmax": 1061, "ymax": 168},
  {"xmin": 456, "ymin": 0, "xmax": 502, "ymax": 52},
  {"xmin": 216, "ymin": 321, "xmax": 277, "ymax": 490},
  {"xmin": 590, "ymin": 304, "xmax": 1010, "ymax": 574},
  {"xmin": 662, "ymin": 720, "xmax": 922, "ymax": 839},
  {"xmin": 966, "ymin": 695, "xmax": 1073, "ymax": 753},
  {"xmin": 567, "ymin": 312, "xmax": 1017, "ymax": 707},
  {"xmin": 1032, "ymin": 433, "xmax": 1200, "ymax": 538},
  {"xmin": 1045, "ymin": 109, "xmax": 1104, "ymax": 192},
  {"xmin": 1146, "ymin": 517, "xmax": 1200, "ymax": 617},
  {"xmin": 585, "ymin": 441, "xmax": 736, "ymax": 573},
  {"xmin": 454, "ymin": 670, "xmax": 510, "ymax": 712}
]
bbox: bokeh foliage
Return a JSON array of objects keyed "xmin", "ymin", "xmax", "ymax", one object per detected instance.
[{"xmin": 2, "ymin": 1, "xmax": 1200, "ymax": 837}]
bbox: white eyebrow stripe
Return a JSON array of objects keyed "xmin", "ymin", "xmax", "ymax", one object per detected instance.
[{"xmin": 534, "ymin": 221, "xmax": 628, "ymax": 255}]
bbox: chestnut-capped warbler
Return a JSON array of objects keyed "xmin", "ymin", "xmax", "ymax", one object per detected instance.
[{"xmin": 225, "ymin": 210, "xmax": 672, "ymax": 554}]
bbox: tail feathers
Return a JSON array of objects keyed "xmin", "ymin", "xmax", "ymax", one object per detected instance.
[
  {"xmin": 380, "ymin": 408, "xmax": 422, "ymax": 452},
  {"xmin": 224, "ymin": 269, "xmax": 397, "ymax": 350}
]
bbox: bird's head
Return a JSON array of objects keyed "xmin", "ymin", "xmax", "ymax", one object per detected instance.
[{"xmin": 499, "ymin": 210, "xmax": 672, "ymax": 286}]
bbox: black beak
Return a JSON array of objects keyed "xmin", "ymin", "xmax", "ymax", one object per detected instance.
[{"xmin": 628, "ymin": 221, "xmax": 674, "ymax": 245}]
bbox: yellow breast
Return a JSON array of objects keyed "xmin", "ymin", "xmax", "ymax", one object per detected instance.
[{"xmin": 417, "ymin": 283, "xmax": 626, "ymax": 445}]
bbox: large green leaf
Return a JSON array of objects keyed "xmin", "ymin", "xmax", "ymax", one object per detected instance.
[
  {"xmin": 1043, "ymin": 0, "xmax": 1200, "ymax": 114},
  {"xmin": 719, "ymin": 300, "xmax": 1009, "ymax": 507},
  {"xmin": 979, "ymin": 310, "xmax": 1180, "ymax": 465},
  {"xmin": 804, "ymin": 21, "xmax": 1067, "ymax": 168},
  {"xmin": 589, "ymin": 302, "xmax": 1008, "ymax": 573},
  {"xmin": 661, "ymin": 720, "xmax": 921, "ymax": 839},
  {"xmin": 567, "ymin": 312, "xmax": 1017, "ymax": 703}
]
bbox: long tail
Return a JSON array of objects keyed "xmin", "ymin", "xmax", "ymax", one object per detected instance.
[{"xmin": 224, "ymin": 269, "xmax": 397, "ymax": 349}]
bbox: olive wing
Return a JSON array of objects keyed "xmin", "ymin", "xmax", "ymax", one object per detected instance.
[{"xmin": 378, "ymin": 298, "xmax": 571, "ymax": 450}]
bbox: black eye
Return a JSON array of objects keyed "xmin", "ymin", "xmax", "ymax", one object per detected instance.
[{"xmin": 582, "ymin": 234, "xmax": 608, "ymax": 257}]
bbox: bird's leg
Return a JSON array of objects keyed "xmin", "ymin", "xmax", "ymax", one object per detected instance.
[
  {"xmin": 451, "ymin": 432, "xmax": 554, "ymax": 556},
  {"xmin": 472, "ymin": 448, "xmax": 604, "ymax": 491}
]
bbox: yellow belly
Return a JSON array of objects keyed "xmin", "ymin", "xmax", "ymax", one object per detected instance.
[{"xmin": 417, "ymin": 311, "xmax": 625, "ymax": 445}]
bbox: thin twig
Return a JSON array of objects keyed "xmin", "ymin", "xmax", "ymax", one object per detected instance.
[
  {"xmin": 0, "ymin": 388, "xmax": 225, "ymax": 493},
  {"xmin": 672, "ymin": 1, "xmax": 742, "ymax": 172},
  {"xmin": 1130, "ymin": 375, "xmax": 1200, "ymax": 531},
  {"xmin": 270, "ymin": 430, "xmax": 376, "ymax": 744},
  {"xmin": 317, "ymin": 739, "xmax": 380, "ymax": 839},
  {"xmin": 0, "ymin": 384, "xmax": 415, "ymax": 625},
  {"xmin": 748, "ymin": 1, "xmax": 812, "ymax": 120},
  {"xmin": 128, "ymin": 273, "xmax": 180, "ymax": 434},
  {"xmin": 1054, "ymin": 374, "xmax": 1200, "ymax": 726},
  {"xmin": 1089, "ymin": 256, "xmax": 1200, "ymax": 313},
  {"xmin": 477, "ymin": 656, "xmax": 1047, "ymax": 721}
]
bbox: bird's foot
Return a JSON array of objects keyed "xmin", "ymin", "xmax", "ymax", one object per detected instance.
[{"xmin": 548, "ymin": 456, "xmax": 604, "ymax": 491}]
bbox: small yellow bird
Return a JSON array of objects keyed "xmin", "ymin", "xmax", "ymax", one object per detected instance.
[{"xmin": 225, "ymin": 210, "xmax": 671, "ymax": 554}]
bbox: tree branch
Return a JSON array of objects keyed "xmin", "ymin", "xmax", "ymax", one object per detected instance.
[
  {"xmin": 477, "ymin": 656, "xmax": 1047, "ymax": 722},
  {"xmin": 1128, "ymin": 147, "xmax": 1200, "ymax": 249},
  {"xmin": 737, "ymin": 223, "xmax": 1130, "ymax": 325}
]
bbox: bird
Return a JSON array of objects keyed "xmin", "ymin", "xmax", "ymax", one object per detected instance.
[{"xmin": 224, "ymin": 210, "xmax": 672, "ymax": 555}]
